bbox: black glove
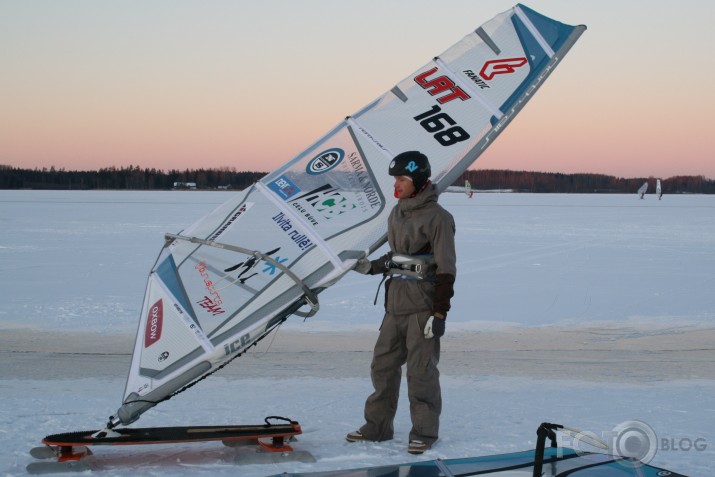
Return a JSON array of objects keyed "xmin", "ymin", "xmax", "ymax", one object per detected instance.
[
  {"xmin": 424, "ymin": 313, "xmax": 446, "ymax": 339},
  {"xmin": 366, "ymin": 251, "xmax": 393, "ymax": 275}
]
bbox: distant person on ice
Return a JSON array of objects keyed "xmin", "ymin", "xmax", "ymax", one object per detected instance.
[{"xmin": 347, "ymin": 150, "xmax": 456, "ymax": 455}]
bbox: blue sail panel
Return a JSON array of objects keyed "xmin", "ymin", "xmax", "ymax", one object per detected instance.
[{"xmin": 268, "ymin": 448, "xmax": 688, "ymax": 477}]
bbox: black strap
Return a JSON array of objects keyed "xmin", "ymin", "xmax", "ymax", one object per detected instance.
[{"xmin": 373, "ymin": 274, "xmax": 389, "ymax": 305}]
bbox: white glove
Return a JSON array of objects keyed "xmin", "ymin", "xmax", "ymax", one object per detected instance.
[
  {"xmin": 353, "ymin": 258, "xmax": 372, "ymax": 274},
  {"xmin": 424, "ymin": 314, "xmax": 445, "ymax": 339}
]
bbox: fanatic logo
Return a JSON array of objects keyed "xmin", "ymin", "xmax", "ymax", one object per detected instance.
[{"xmin": 479, "ymin": 57, "xmax": 528, "ymax": 80}]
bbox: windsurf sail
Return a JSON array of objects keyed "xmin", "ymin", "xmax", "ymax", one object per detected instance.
[
  {"xmin": 656, "ymin": 179, "xmax": 662, "ymax": 199},
  {"xmin": 638, "ymin": 181, "xmax": 648, "ymax": 199},
  {"xmin": 110, "ymin": 3, "xmax": 586, "ymax": 427},
  {"xmin": 465, "ymin": 179, "xmax": 474, "ymax": 198}
]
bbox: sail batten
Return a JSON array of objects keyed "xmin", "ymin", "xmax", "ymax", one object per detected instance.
[
  {"xmin": 112, "ymin": 3, "xmax": 586, "ymax": 427},
  {"xmin": 515, "ymin": 5, "xmax": 556, "ymax": 57}
]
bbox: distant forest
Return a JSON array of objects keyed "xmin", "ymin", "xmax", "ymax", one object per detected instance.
[
  {"xmin": 457, "ymin": 170, "xmax": 715, "ymax": 194},
  {"xmin": 0, "ymin": 165, "xmax": 265, "ymax": 191},
  {"xmin": 1, "ymin": 165, "xmax": 714, "ymax": 194}
]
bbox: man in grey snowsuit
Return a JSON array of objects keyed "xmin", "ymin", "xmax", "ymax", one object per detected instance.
[{"xmin": 347, "ymin": 150, "xmax": 456, "ymax": 454}]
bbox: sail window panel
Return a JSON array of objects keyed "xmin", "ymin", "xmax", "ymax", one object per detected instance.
[{"xmin": 209, "ymin": 276, "xmax": 303, "ymax": 344}]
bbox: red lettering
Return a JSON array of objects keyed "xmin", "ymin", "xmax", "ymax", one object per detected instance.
[
  {"xmin": 196, "ymin": 296, "xmax": 226, "ymax": 316},
  {"xmin": 414, "ymin": 67, "xmax": 470, "ymax": 104}
]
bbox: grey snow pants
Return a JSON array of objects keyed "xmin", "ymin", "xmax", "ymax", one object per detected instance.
[{"xmin": 359, "ymin": 311, "xmax": 441, "ymax": 445}]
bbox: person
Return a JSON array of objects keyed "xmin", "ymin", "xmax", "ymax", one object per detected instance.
[{"xmin": 347, "ymin": 150, "xmax": 456, "ymax": 455}]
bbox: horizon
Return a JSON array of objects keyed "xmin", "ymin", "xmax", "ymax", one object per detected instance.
[
  {"xmin": 4, "ymin": 163, "xmax": 712, "ymax": 182},
  {"xmin": 2, "ymin": 1, "xmax": 714, "ymax": 178}
]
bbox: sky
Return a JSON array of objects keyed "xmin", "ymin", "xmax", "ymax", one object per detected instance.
[{"xmin": 1, "ymin": 0, "xmax": 714, "ymax": 179}]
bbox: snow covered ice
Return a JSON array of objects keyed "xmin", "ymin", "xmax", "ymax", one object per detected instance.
[{"xmin": 1, "ymin": 190, "xmax": 714, "ymax": 476}]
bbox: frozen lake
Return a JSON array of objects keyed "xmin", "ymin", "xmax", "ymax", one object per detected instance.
[
  {"xmin": 1, "ymin": 190, "xmax": 713, "ymax": 332},
  {"xmin": 1, "ymin": 190, "xmax": 714, "ymax": 476}
]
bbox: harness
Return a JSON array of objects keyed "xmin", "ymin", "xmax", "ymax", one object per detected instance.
[
  {"xmin": 372, "ymin": 253, "xmax": 436, "ymax": 305},
  {"xmin": 387, "ymin": 254, "xmax": 436, "ymax": 280}
]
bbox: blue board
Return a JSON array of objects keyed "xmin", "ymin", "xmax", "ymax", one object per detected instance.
[{"xmin": 270, "ymin": 448, "xmax": 687, "ymax": 477}]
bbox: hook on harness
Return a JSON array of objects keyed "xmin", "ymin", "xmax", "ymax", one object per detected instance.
[{"xmin": 371, "ymin": 253, "xmax": 436, "ymax": 305}]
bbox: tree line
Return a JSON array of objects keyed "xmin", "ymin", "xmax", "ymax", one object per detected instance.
[
  {"xmin": 1, "ymin": 164, "xmax": 713, "ymax": 194},
  {"xmin": 0, "ymin": 165, "xmax": 265, "ymax": 191},
  {"xmin": 457, "ymin": 170, "xmax": 715, "ymax": 194}
]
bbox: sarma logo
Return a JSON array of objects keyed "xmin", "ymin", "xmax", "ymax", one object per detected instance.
[
  {"xmin": 479, "ymin": 57, "xmax": 528, "ymax": 80},
  {"xmin": 307, "ymin": 148, "xmax": 344, "ymax": 175}
]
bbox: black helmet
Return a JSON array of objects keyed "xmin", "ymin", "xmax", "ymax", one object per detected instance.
[{"xmin": 389, "ymin": 151, "xmax": 431, "ymax": 191}]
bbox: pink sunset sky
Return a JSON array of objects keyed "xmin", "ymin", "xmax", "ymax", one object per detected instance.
[{"xmin": 2, "ymin": 0, "xmax": 713, "ymax": 179}]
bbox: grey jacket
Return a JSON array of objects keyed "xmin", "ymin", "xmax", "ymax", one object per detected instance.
[{"xmin": 370, "ymin": 184, "xmax": 456, "ymax": 317}]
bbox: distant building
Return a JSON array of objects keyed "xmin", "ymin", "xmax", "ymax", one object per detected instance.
[{"xmin": 173, "ymin": 182, "xmax": 197, "ymax": 190}]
